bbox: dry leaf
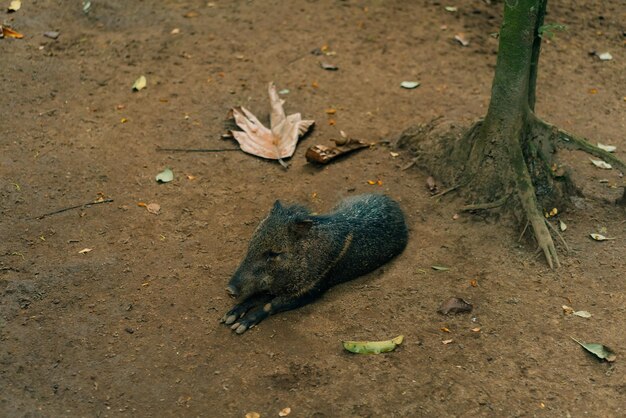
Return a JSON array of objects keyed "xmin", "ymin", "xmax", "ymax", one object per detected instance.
[
  {"xmin": 442, "ymin": 339, "xmax": 454, "ymax": 345},
  {"xmin": 132, "ymin": 75, "xmax": 147, "ymax": 91},
  {"xmin": 589, "ymin": 158, "xmax": 612, "ymax": 169},
  {"xmin": 305, "ymin": 138, "xmax": 371, "ymax": 164},
  {"xmin": 320, "ymin": 61, "xmax": 338, "ymax": 71},
  {"xmin": 279, "ymin": 407, "xmax": 291, "ymax": 417},
  {"xmin": 146, "ymin": 203, "xmax": 161, "ymax": 215},
  {"xmin": 8, "ymin": 0, "xmax": 21, "ymax": 12},
  {"xmin": 245, "ymin": 413, "xmax": 260, "ymax": 418},
  {"xmin": 590, "ymin": 233, "xmax": 614, "ymax": 241},
  {"xmin": 43, "ymin": 31, "xmax": 60, "ymax": 39},
  {"xmin": 438, "ymin": 297, "xmax": 473, "ymax": 315},
  {"xmin": 471, "ymin": 327, "xmax": 481, "ymax": 332},
  {"xmin": 1, "ymin": 25, "xmax": 24, "ymax": 39},
  {"xmin": 426, "ymin": 176, "xmax": 438, "ymax": 193},
  {"xmin": 230, "ymin": 82, "xmax": 314, "ymax": 166},
  {"xmin": 78, "ymin": 248, "xmax": 93, "ymax": 254},
  {"xmin": 573, "ymin": 310, "xmax": 592, "ymax": 318},
  {"xmin": 597, "ymin": 143, "xmax": 616, "ymax": 153},
  {"xmin": 470, "ymin": 279, "xmax": 478, "ymax": 287},
  {"xmin": 562, "ymin": 305, "xmax": 574, "ymax": 315},
  {"xmin": 454, "ymin": 33, "xmax": 470, "ymax": 46}
]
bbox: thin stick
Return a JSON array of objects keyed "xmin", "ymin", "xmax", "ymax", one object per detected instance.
[
  {"xmin": 35, "ymin": 199, "xmax": 114, "ymax": 220},
  {"xmin": 518, "ymin": 220, "xmax": 529, "ymax": 242},
  {"xmin": 545, "ymin": 219, "xmax": 570, "ymax": 252},
  {"xmin": 461, "ymin": 195, "xmax": 509, "ymax": 211},
  {"xmin": 432, "ymin": 183, "xmax": 464, "ymax": 198},
  {"xmin": 156, "ymin": 147, "xmax": 240, "ymax": 153}
]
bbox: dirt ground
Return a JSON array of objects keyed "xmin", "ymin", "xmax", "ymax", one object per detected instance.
[{"xmin": 1, "ymin": 0, "xmax": 625, "ymax": 416}]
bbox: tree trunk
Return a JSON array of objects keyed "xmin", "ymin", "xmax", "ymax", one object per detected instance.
[{"xmin": 399, "ymin": 0, "xmax": 626, "ymax": 268}]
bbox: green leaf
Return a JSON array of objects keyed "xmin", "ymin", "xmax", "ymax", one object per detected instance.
[
  {"xmin": 155, "ymin": 168, "xmax": 174, "ymax": 183},
  {"xmin": 538, "ymin": 23, "xmax": 567, "ymax": 39},
  {"xmin": 400, "ymin": 81, "xmax": 420, "ymax": 89},
  {"xmin": 342, "ymin": 335, "xmax": 404, "ymax": 354},
  {"xmin": 571, "ymin": 337, "xmax": 616, "ymax": 362}
]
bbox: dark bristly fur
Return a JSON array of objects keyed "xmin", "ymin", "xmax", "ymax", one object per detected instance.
[{"xmin": 221, "ymin": 194, "xmax": 408, "ymax": 334}]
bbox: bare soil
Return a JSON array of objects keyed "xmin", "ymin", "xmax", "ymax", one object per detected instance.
[{"xmin": 1, "ymin": 1, "xmax": 625, "ymax": 417}]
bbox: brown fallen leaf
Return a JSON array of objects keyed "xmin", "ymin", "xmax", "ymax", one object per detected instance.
[
  {"xmin": 78, "ymin": 248, "xmax": 93, "ymax": 254},
  {"xmin": 146, "ymin": 203, "xmax": 161, "ymax": 215},
  {"xmin": 230, "ymin": 82, "xmax": 314, "ymax": 167},
  {"xmin": 438, "ymin": 297, "xmax": 473, "ymax": 315},
  {"xmin": 454, "ymin": 33, "xmax": 470, "ymax": 46},
  {"xmin": 305, "ymin": 138, "xmax": 371, "ymax": 164},
  {"xmin": 1, "ymin": 25, "xmax": 24, "ymax": 39},
  {"xmin": 426, "ymin": 176, "xmax": 438, "ymax": 194}
]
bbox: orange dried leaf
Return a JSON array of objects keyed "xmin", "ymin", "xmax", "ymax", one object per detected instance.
[
  {"xmin": 470, "ymin": 279, "xmax": 478, "ymax": 287},
  {"xmin": 2, "ymin": 26, "xmax": 24, "ymax": 39},
  {"xmin": 440, "ymin": 327, "xmax": 450, "ymax": 333},
  {"xmin": 325, "ymin": 108, "xmax": 337, "ymax": 115},
  {"xmin": 328, "ymin": 118, "xmax": 336, "ymax": 126},
  {"xmin": 137, "ymin": 202, "xmax": 147, "ymax": 207}
]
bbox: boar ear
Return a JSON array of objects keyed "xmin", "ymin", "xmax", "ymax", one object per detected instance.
[
  {"xmin": 290, "ymin": 219, "xmax": 313, "ymax": 238},
  {"xmin": 271, "ymin": 200, "xmax": 283, "ymax": 212}
]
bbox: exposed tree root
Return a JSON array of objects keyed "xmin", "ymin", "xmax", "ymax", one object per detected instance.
[
  {"xmin": 400, "ymin": 112, "xmax": 626, "ymax": 268},
  {"xmin": 545, "ymin": 218, "xmax": 570, "ymax": 253},
  {"xmin": 397, "ymin": 0, "xmax": 624, "ymax": 268}
]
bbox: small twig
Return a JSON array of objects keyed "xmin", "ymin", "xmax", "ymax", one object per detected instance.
[
  {"xmin": 401, "ymin": 158, "xmax": 417, "ymax": 171},
  {"xmin": 35, "ymin": 199, "xmax": 114, "ymax": 220},
  {"xmin": 277, "ymin": 158, "xmax": 289, "ymax": 169},
  {"xmin": 432, "ymin": 182, "xmax": 466, "ymax": 198},
  {"xmin": 461, "ymin": 195, "xmax": 510, "ymax": 211},
  {"xmin": 545, "ymin": 219, "xmax": 570, "ymax": 252},
  {"xmin": 518, "ymin": 220, "xmax": 530, "ymax": 242},
  {"xmin": 156, "ymin": 147, "xmax": 240, "ymax": 153}
]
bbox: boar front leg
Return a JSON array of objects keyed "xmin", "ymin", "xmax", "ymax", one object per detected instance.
[
  {"xmin": 221, "ymin": 293, "xmax": 273, "ymax": 327},
  {"xmin": 227, "ymin": 290, "xmax": 322, "ymax": 334}
]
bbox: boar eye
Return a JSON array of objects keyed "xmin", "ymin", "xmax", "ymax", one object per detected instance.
[{"xmin": 266, "ymin": 250, "xmax": 282, "ymax": 261}]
